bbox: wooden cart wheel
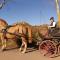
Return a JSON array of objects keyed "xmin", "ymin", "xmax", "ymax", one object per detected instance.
[
  {"xmin": 39, "ymin": 40, "xmax": 57, "ymax": 57},
  {"xmin": 57, "ymin": 43, "xmax": 60, "ymax": 55}
]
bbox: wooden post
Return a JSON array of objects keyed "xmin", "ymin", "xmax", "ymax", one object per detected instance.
[{"xmin": 55, "ymin": 0, "xmax": 60, "ymax": 27}]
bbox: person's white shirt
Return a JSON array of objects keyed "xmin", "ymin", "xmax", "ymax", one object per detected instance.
[{"xmin": 48, "ymin": 22, "xmax": 56, "ymax": 28}]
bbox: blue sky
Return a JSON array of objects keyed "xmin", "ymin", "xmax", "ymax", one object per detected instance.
[{"xmin": 0, "ymin": 0, "xmax": 60, "ymax": 25}]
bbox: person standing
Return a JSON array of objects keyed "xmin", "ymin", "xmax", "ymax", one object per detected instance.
[
  {"xmin": 48, "ymin": 17, "xmax": 56, "ymax": 35},
  {"xmin": 48, "ymin": 17, "xmax": 56, "ymax": 28}
]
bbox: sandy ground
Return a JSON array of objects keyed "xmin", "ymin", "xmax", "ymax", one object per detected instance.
[{"xmin": 0, "ymin": 48, "xmax": 60, "ymax": 60}]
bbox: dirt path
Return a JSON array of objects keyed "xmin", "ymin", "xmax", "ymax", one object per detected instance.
[{"xmin": 0, "ymin": 48, "xmax": 60, "ymax": 60}]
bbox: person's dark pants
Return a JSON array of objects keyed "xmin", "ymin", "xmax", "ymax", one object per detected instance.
[{"xmin": 49, "ymin": 28, "xmax": 55, "ymax": 36}]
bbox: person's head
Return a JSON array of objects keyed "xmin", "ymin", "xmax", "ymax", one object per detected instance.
[{"xmin": 50, "ymin": 17, "xmax": 54, "ymax": 23}]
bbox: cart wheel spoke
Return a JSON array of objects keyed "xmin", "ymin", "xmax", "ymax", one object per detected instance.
[{"xmin": 39, "ymin": 40, "xmax": 57, "ymax": 57}]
